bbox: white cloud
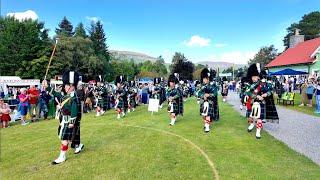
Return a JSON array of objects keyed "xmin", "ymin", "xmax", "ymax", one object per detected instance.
[
  {"xmin": 208, "ymin": 51, "xmax": 256, "ymax": 64},
  {"xmin": 6, "ymin": 10, "xmax": 38, "ymax": 21},
  {"xmin": 185, "ymin": 35, "xmax": 211, "ymax": 47},
  {"xmin": 86, "ymin": 16, "xmax": 103, "ymax": 23},
  {"xmin": 214, "ymin": 43, "xmax": 228, "ymax": 48}
]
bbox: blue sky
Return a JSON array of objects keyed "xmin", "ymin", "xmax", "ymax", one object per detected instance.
[{"xmin": 2, "ymin": 0, "xmax": 320, "ymax": 64}]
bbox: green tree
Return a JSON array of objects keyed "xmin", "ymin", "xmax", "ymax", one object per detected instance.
[
  {"xmin": 89, "ymin": 20, "xmax": 110, "ymax": 77},
  {"xmin": 55, "ymin": 16, "xmax": 74, "ymax": 37},
  {"xmin": 0, "ymin": 16, "xmax": 51, "ymax": 77},
  {"xmin": 170, "ymin": 52, "xmax": 195, "ymax": 80},
  {"xmin": 283, "ymin": 11, "xmax": 320, "ymax": 49},
  {"xmin": 74, "ymin": 22, "xmax": 87, "ymax": 38},
  {"xmin": 51, "ymin": 36, "xmax": 103, "ymax": 81},
  {"xmin": 248, "ymin": 45, "xmax": 278, "ymax": 68}
]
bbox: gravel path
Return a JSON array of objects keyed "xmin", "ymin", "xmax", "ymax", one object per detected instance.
[{"xmin": 226, "ymin": 91, "xmax": 320, "ymax": 166}]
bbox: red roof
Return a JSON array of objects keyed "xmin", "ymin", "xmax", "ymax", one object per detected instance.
[{"xmin": 266, "ymin": 37, "xmax": 320, "ymax": 68}]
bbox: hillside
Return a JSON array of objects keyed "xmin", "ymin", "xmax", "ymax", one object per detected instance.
[
  {"xmin": 197, "ymin": 61, "xmax": 247, "ymax": 70},
  {"xmin": 110, "ymin": 50, "xmax": 158, "ymax": 63}
]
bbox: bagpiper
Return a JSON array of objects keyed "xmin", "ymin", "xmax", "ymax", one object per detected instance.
[
  {"xmin": 194, "ymin": 80, "xmax": 201, "ymax": 104},
  {"xmin": 198, "ymin": 68, "xmax": 219, "ymax": 133},
  {"xmin": 159, "ymin": 77, "xmax": 167, "ymax": 108},
  {"xmin": 94, "ymin": 76, "xmax": 105, "ymax": 116},
  {"xmin": 151, "ymin": 77, "xmax": 164, "ymax": 109},
  {"xmin": 52, "ymin": 71, "xmax": 84, "ymax": 165},
  {"xmin": 102, "ymin": 82, "xmax": 112, "ymax": 112},
  {"xmin": 115, "ymin": 75, "xmax": 127, "ymax": 119},
  {"xmin": 239, "ymin": 77, "xmax": 250, "ymax": 111},
  {"xmin": 175, "ymin": 73, "xmax": 184, "ymax": 116},
  {"xmin": 245, "ymin": 63, "xmax": 279, "ymax": 139},
  {"xmin": 127, "ymin": 80, "xmax": 137, "ymax": 113},
  {"xmin": 221, "ymin": 76, "xmax": 229, "ymax": 102},
  {"xmin": 166, "ymin": 74, "xmax": 183, "ymax": 126}
]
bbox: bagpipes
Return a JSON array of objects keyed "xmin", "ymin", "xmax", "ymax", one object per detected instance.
[
  {"xmin": 201, "ymin": 101, "xmax": 209, "ymax": 116},
  {"xmin": 250, "ymin": 102, "xmax": 261, "ymax": 119},
  {"xmin": 168, "ymin": 100, "xmax": 174, "ymax": 113}
]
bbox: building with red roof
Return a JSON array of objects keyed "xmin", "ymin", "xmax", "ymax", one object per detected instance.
[{"xmin": 266, "ymin": 32, "xmax": 320, "ymax": 77}]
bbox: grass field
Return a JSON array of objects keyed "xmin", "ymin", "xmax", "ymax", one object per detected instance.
[
  {"xmin": 275, "ymin": 92, "xmax": 319, "ymax": 117},
  {"xmin": 1, "ymin": 98, "xmax": 320, "ymax": 179}
]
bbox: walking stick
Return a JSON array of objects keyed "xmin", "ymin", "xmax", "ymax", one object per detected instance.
[{"xmin": 44, "ymin": 38, "xmax": 59, "ymax": 80}]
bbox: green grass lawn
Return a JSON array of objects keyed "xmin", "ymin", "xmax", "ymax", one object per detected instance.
[
  {"xmin": 275, "ymin": 92, "xmax": 319, "ymax": 117},
  {"xmin": 1, "ymin": 98, "xmax": 320, "ymax": 179}
]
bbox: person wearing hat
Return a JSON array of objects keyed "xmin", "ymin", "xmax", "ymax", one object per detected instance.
[
  {"xmin": 198, "ymin": 68, "xmax": 219, "ymax": 133},
  {"xmin": 174, "ymin": 73, "xmax": 184, "ymax": 116},
  {"xmin": 127, "ymin": 80, "xmax": 137, "ymax": 113},
  {"xmin": 194, "ymin": 80, "xmax": 201, "ymax": 104},
  {"xmin": 245, "ymin": 63, "xmax": 279, "ymax": 139},
  {"xmin": 52, "ymin": 71, "xmax": 84, "ymax": 165},
  {"xmin": 239, "ymin": 77, "xmax": 250, "ymax": 111},
  {"xmin": 182, "ymin": 80, "xmax": 190, "ymax": 101},
  {"xmin": 166, "ymin": 74, "xmax": 182, "ymax": 126},
  {"xmin": 115, "ymin": 75, "xmax": 127, "ymax": 119},
  {"xmin": 94, "ymin": 76, "xmax": 106, "ymax": 117},
  {"xmin": 151, "ymin": 77, "xmax": 164, "ymax": 109},
  {"xmin": 221, "ymin": 77, "xmax": 229, "ymax": 102}
]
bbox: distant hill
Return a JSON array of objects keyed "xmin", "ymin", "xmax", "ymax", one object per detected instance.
[
  {"xmin": 110, "ymin": 50, "xmax": 158, "ymax": 63},
  {"xmin": 197, "ymin": 61, "xmax": 247, "ymax": 70}
]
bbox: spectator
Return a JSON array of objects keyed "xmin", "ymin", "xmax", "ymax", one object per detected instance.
[
  {"xmin": 283, "ymin": 80, "xmax": 289, "ymax": 92},
  {"xmin": 299, "ymin": 81, "xmax": 308, "ymax": 106},
  {"xmin": 53, "ymin": 85, "xmax": 64, "ymax": 119},
  {"xmin": 315, "ymin": 77, "xmax": 320, "ymax": 114},
  {"xmin": 306, "ymin": 78, "xmax": 316, "ymax": 107},
  {"xmin": 141, "ymin": 83, "xmax": 149, "ymax": 104},
  {"xmin": 77, "ymin": 82, "xmax": 85, "ymax": 115},
  {"xmin": 0, "ymin": 97, "xmax": 11, "ymax": 128},
  {"xmin": 28, "ymin": 85, "xmax": 40, "ymax": 122},
  {"xmin": 39, "ymin": 90, "xmax": 51, "ymax": 120},
  {"xmin": 18, "ymin": 88, "xmax": 30, "ymax": 125}
]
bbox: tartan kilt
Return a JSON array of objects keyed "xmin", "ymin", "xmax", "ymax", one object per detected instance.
[
  {"xmin": 97, "ymin": 98, "xmax": 104, "ymax": 107},
  {"xmin": 200, "ymin": 100, "xmax": 219, "ymax": 121},
  {"xmin": 71, "ymin": 120, "xmax": 81, "ymax": 148},
  {"xmin": 178, "ymin": 97, "xmax": 184, "ymax": 116},
  {"xmin": 129, "ymin": 97, "xmax": 136, "ymax": 108},
  {"xmin": 167, "ymin": 101, "xmax": 179, "ymax": 114},
  {"xmin": 116, "ymin": 99, "xmax": 124, "ymax": 109},
  {"xmin": 58, "ymin": 120, "xmax": 74, "ymax": 141},
  {"xmin": 103, "ymin": 96, "xmax": 110, "ymax": 110},
  {"xmin": 265, "ymin": 96, "xmax": 279, "ymax": 123}
]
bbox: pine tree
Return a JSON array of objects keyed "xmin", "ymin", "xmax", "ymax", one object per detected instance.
[
  {"xmin": 74, "ymin": 22, "xmax": 87, "ymax": 38},
  {"xmin": 89, "ymin": 20, "xmax": 109, "ymax": 60},
  {"xmin": 89, "ymin": 20, "xmax": 110, "ymax": 77},
  {"xmin": 55, "ymin": 16, "xmax": 74, "ymax": 37}
]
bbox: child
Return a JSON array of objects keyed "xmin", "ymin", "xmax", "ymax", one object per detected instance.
[{"xmin": 0, "ymin": 98, "xmax": 11, "ymax": 128}]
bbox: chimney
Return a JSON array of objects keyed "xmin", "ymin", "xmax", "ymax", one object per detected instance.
[{"xmin": 289, "ymin": 29, "xmax": 305, "ymax": 48}]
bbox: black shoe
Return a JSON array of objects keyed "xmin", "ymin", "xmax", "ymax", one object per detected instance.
[{"xmin": 51, "ymin": 160, "xmax": 64, "ymax": 165}]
